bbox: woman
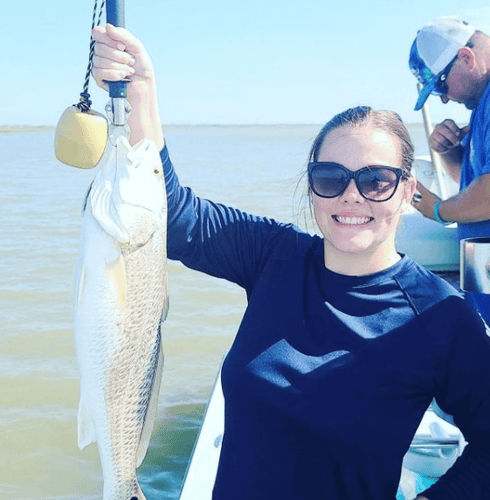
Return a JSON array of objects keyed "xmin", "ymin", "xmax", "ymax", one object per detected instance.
[{"xmin": 92, "ymin": 25, "xmax": 490, "ymax": 500}]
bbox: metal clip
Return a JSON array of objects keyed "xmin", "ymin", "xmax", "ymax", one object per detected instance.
[{"xmin": 106, "ymin": 99, "xmax": 132, "ymax": 144}]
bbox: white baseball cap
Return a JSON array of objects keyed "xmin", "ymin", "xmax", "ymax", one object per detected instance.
[{"xmin": 409, "ymin": 16, "xmax": 476, "ymax": 110}]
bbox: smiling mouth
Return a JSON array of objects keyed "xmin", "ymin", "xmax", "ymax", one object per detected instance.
[{"xmin": 333, "ymin": 215, "xmax": 374, "ymax": 225}]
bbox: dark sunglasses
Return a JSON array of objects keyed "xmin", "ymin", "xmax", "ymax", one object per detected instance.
[
  {"xmin": 431, "ymin": 56, "xmax": 457, "ymax": 96},
  {"xmin": 308, "ymin": 162, "xmax": 407, "ymax": 202}
]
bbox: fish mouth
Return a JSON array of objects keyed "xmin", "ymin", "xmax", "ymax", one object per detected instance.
[{"xmin": 332, "ymin": 215, "xmax": 374, "ymax": 226}]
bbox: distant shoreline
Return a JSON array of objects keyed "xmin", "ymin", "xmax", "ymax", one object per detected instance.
[
  {"xmin": 0, "ymin": 125, "xmax": 55, "ymax": 133},
  {"xmin": 0, "ymin": 123, "xmax": 428, "ymax": 133}
]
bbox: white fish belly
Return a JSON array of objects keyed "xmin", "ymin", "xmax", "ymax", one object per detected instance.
[{"xmin": 74, "ymin": 199, "xmax": 168, "ymax": 500}]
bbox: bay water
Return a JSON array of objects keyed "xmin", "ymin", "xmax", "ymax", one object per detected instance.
[{"xmin": 0, "ymin": 124, "xmax": 430, "ymax": 499}]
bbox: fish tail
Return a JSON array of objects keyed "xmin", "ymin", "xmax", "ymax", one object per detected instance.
[
  {"xmin": 129, "ymin": 484, "xmax": 147, "ymax": 500},
  {"xmin": 102, "ymin": 477, "xmax": 147, "ymax": 500}
]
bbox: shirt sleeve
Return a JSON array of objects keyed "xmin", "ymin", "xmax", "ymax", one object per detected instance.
[
  {"xmin": 420, "ymin": 297, "xmax": 490, "ymax": 499},
  {"xmin": 160, "ymin": 146, "xmax": 297, "ymax": 293},
  {"xmin": 472, "ymin": 88, "xmax": 490, "ymax": 176},
  {"xmin": 483, "ymin": 113, "xmax": 490, "ymax": 176}
]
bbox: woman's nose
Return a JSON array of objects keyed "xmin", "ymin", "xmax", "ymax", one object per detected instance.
[{"xmin": 340, "ymin": 179, "xmax": 363, "ymax": 203}]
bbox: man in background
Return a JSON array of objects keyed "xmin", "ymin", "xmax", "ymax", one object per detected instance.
[{"xmin": 409, "ymin": 15, "xmax": 490, "ymax": 324}]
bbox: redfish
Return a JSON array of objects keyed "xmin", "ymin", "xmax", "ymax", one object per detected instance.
[{"xmin": 73, "ymin": 136, "xmax": 168, "ymax": 500}]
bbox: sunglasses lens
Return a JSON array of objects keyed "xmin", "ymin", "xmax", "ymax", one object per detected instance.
[
  {"xmin": 432, "ymin": 58, "xmax": 454, "ymax": 96},
  {"xmin": 358, "ymin": 169, "xmax": 399, "ymax": 201},
  {"xmin": 311, "ymin": 165, "xmax": 348, "ymax": 198}
]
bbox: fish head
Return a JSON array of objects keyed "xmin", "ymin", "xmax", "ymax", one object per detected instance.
[
  {"xmin": 115, "ymin": 138, "xmax": 166, "ymax": 217},
  {"xmin": 88, "ymin": 137, "xmax": 167, "ymax": 246}
]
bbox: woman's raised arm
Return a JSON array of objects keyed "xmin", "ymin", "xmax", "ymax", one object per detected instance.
[{"xmin": 92, "ymin": 24, "xmax": 164, "ymax": 150}]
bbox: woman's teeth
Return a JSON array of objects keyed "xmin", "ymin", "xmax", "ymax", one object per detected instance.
[{"xmin": 333, "ymin": 215, "xmax": 373, "ymax": 225}]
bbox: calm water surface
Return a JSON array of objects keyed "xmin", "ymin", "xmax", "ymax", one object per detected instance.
[{"xmin": 0, "ymin": 124, "xmax": 429, "ymax": 499}]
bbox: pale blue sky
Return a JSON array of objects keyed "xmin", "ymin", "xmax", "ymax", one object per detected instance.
[{"xmin": 4, "ymin": 0, "xmax": 490, "ymax": 126}]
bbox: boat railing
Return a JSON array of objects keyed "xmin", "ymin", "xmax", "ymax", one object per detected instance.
[{"xmin": 410, "ymin": 438, "xmax": 460, "ymax": 449}]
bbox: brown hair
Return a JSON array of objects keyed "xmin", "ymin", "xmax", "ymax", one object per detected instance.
[{"xmin": 307, "ymin": 106, "xmax": 414, "ymax": 175}]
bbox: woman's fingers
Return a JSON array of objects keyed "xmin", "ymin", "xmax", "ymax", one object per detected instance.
[
  {"xmin": 92, "ymin": 25, "xmax": 154, "ymax": 90},
  {"xmin": 94, "ymin": 25, "xmax": 146, "ymax": 58},
  {"xmin": 91, "ymin": 28, "xmax": 134, "ymax": 88},
  {"xmin": 92, "ymin": 54, "xmax": 133, "ymax": 84},
  {"xmin": 93, "ymin": 39, "xmax": 135, "ymax": 67},
  {"xmin": 92, "ymin": 25, "xmax": 129, "ymax": 50}
]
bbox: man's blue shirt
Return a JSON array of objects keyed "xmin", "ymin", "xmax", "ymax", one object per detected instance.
[{"xmin": 458, "ymin": 81, "xmax": 490, "ymax": 240}]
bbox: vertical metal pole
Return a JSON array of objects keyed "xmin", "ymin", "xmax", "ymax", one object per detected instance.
[{"xmin": 417, "ymin": 83, "xmax": 448, "ymax": 199}]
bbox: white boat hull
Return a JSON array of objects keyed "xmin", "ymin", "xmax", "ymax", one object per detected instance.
[
  {"xmin": 396, "ymin": 157, "xmax": 460, "ymax": 272},
  {"xmin": 179, "ymin": 368, "xmax": 224, "ymax": 500}
]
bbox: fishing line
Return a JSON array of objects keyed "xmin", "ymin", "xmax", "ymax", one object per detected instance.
[{"xmin": 77, "ymin": 0, "xmax": 106, "ymax": 113}]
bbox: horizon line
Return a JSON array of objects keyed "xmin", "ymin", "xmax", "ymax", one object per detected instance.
[{"xmin": 0, "ymin": 122, "xmax": 428, "ymax": 132}]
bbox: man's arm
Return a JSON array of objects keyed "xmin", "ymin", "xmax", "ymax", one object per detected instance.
[
  {"xmin": 439, "ymin": 173, "xmax": 490, "ymax": 222},
  {"xmin": 433, "ymin": 146, "xmax": 464, "ymax": 184},
  {"xmin": 413, "ymin": 173, "xmax": 490, "ymax": 223}
]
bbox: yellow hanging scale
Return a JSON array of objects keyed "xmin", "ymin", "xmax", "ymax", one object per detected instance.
[{"xmin": 54, "ymin": 1, "xmax": 108, "ymax": 169}]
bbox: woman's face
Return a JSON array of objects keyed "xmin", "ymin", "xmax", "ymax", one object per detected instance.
[{"xmin": 312, "ymin": 123, "xmax": 416, "ymax": 273}]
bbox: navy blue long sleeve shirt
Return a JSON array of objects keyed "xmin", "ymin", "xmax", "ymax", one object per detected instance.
[{"xmin": 162, "ymin": 147, "xmax": 490, "ymax": 500}]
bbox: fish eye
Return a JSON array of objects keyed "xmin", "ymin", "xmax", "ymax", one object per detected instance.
[{"xmin": 153, "ymin": 167, "xmax": 163, "ymax": 178}]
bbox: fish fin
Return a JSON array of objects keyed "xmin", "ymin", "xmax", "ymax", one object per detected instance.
[
  {"xmin": 106, "ymin": 255, "xmax": 127, "ymax": 309},
  {"xmin": 77, "ymin": 397, "xmax": 96, "ymax": 450},
  {"xmin": 90, "ymin": 169, "xmax": 130, "ymax": 244},
  {"xmin": 74, "ymin": 264, "xmax": 86, "ymax": 313},
  {"xmin": 136, "ymin": 329, "xmax": 165, "ymax": 467},
  {"xmin": 135, "ymin": 297, "xmax": 168, "ymax": 465},
  {"xmin": 161, "ymin": 296, "xmax": 170, "ymax": 323}
]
